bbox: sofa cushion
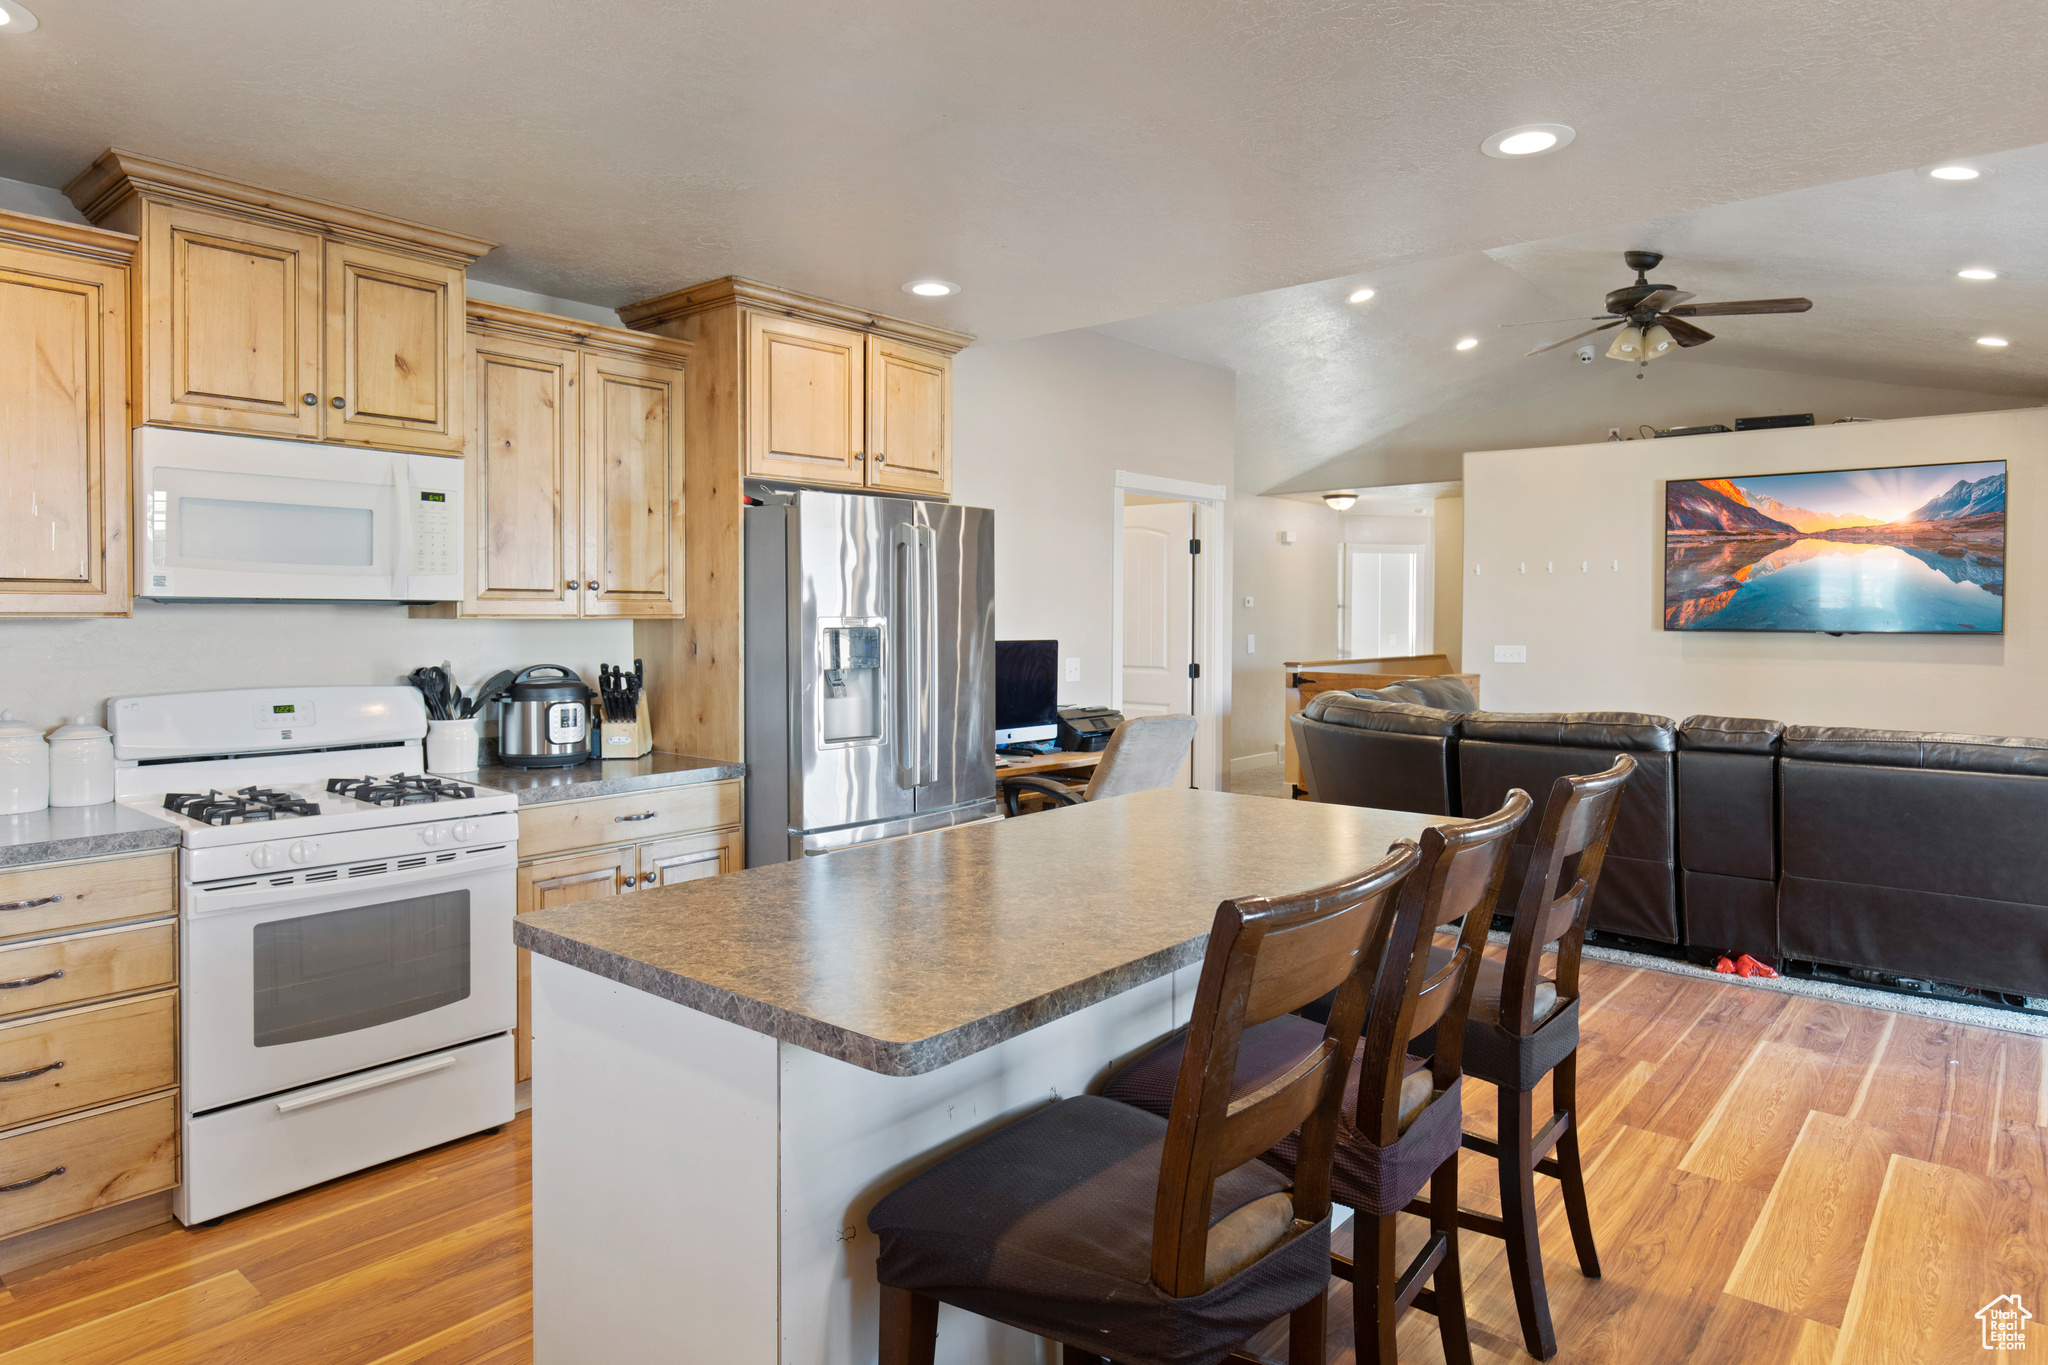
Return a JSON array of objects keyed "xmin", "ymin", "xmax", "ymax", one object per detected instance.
[
  {"xmin": 1300, "ymin": 693, "xmax": 1462, "ymax": 737},
  {"xmin": 1679, "ymin": 715, "xmax": 1785, "ymax": 755},
  {"xmin": 1782, "ymin": 725, "xmax": 2048, "ymax": 776},
  {"xmin": 1677, "ymin": 745, "xmax": 1777, "ymax": 881},
  {"xmin": 1463, "ymin": 711, "xmax": 1677, "ymax": 753},
  {"xmin": 1373, "ymin": 677, "xmax": 1477, "ymax": 712},
  {"xmin": 1289, "ymin": 712, "xmax": 1460, "ymax": 816}
]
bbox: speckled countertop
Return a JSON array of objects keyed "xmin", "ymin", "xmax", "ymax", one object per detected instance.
[
  {"xmin": 516, "ymin": 788, "xmax": 1446, "ymax": 1076},
  {"xmin": 464, "ymin": 751, "xmax": 743, "ymax": 805},
  {"xmin": 0, "ymin": 804, "xmax": 183, "ymax": 869}
]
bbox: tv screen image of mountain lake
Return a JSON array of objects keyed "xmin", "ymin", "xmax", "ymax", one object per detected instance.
[{"xmin": 1663, "ymin": 460, "xmax": 2006, "ymax": 633}]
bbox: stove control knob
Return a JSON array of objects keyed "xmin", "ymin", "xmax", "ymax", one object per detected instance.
[
  {"xmin": 421, "ymin": 826, "xmax": 444, "ymax": 846},
  {"xmin": 250, "ymin": 845, "xmax": 280, "ymax": 869},
  {"xmin": 451, "ymin": 821, "xmax": 476, "ymax": 843},
  {"xmin": 288, "ymin": 841, "xmax": 317, "ymax": 864}
]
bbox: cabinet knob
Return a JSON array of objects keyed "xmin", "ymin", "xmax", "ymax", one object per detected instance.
[
  {"xmin": 565, "ymin": 579, "xmax": 578, "ymax": 590},
  {"xmin": 330, "ymin": 396, "xmax": 345, "ymax": 409},
  {"xmin": 586, "ymin": 581, "xmax": 599, "ymax": 591},
  {"xmin": 874, "ymin": 453, "xmax": 886, "ymax": 463},
  {"xmin": 301, "ymin": 393, "xmax": 318, "ymax": 406}
]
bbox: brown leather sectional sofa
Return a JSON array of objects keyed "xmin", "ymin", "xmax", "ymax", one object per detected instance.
[{"xmin": 1292, "ymin": 693, "xmax": 2048, "ymax": 1000}]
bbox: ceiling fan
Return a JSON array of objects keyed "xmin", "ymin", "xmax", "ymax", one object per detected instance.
[{"xmin": 1518, "ymin": 250, "xmax": 1812, "ymax": 367}]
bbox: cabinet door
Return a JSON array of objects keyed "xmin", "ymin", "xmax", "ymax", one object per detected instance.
[
  {"xmin": 0, "ymin": 242, "xmax": 131, "ymax": 616},
  {"xmin": 144, "ymin": 203, "xmax": 323, "ymax": 438},
  {"xmin": 746, "ymin": 311, "xmax": 865, "ymax": 486},
  {"xmin": 580, "ymin": 352, "xmax": 684, "ymax": 618},
  {"xmin": 324, "ymin": 240, "xmax": 466, "ymax": 453},
  {"xmin": 463, "ymin": 332, "xmax": 580, "ymax": 616},
  {"xmin": 865, "ymin": 335, "xmax": 951, "ymax": 496},
  {"xmin": 515, "ymin": 847, "xmax": 633, "ymax": 1082},
  {"xmin": 635, "ymin": 827, "xmax": 744, "ymax": 888}
]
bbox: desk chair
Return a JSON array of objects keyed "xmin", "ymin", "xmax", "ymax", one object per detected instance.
[
  {"xmin": 870, "ymin": 838, "xmax": 1422, "ymax": 1365},
  {"xmin": 1002, "ymin": 713, "xmax": 1198, "ymax": 816}
]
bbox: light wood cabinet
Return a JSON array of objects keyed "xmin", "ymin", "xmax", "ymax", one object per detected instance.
[
  {"xmin": 866, "ymin": 333, "xmax": 952, "ymax": 496},
  {"xmin": 65, "ymin": 150, "xmax": 492, "ymax": 457},
  {"xmin": 748, "ymin": 312, "xmax": 866, "ymax": 486},
  {"xmin": 0, "ymin": 1093, "xmax": 178, "ymax": 1242},
  {"xmin": 416, "ymin": 302, "xmax": 690, "ymax": 620},
  {"xmin": 0, "ymin": 212, "xmax": 135, "ymax": 618},
  {"xmin": 515, "ymin": 846, "xmax": 634, "ymax": 1083},
  {"xmin": 0, "ymin": 850, "xmax": 175, "ymax": 945},
  {"xmin": 637, "ymin": 828, "xmax": 744, "ymax": 887}
]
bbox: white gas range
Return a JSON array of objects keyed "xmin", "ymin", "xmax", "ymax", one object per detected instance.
[{"xmin": 110, "ymin": 686, "xmax": 518, "ymax": 1225}]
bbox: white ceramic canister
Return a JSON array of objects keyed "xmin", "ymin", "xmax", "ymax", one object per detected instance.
[
  {"xmin": 425, "ymin": 717, "xmax": 483, "ymax": 774},
  {"xmin": 47, "ymin": 716, "xmax": 116, "ymax": 807},
  {"xmin": 0, "ymin": 712, "xmax": 50, "ymax": 815}
]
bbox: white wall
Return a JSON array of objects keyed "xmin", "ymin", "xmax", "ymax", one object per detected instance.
[
  {"xmin": 0, "ymin": 175, "xmax": 88, "ymax": 225},
  {"xmin": 1461, "ymin": 407, "xmax": 2048, "ymax": 734},
  {"xmin": 951, "ymin": 329, "xmax": 1235, "ymax": 710}
]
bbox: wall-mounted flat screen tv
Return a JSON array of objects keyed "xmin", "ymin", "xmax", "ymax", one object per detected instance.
[{"xmin": 1664, "ymin": 460, "xmax": 2006, "ymax": 633}]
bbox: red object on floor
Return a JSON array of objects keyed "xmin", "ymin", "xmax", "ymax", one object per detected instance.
[
  {"xmin": 1734, "ymin": 954, "xmax": 1780, "ymax": 979},
  {"xmin": 1714, "ymin": 956, "xmax": 1736, "ymax": 974}
]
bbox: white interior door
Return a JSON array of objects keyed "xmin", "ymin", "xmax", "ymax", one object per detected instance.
[
  {"xmin": 1121, "ymin": 500, "xmax": 1195, "ymax": 785},
  {"xmin": 1342, "ymin": 543, "xmax": 1423, "ymax": 658}
]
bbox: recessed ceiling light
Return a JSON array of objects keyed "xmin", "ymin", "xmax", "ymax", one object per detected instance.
[
  {"xmin": 1958, "ymin": 268, "xmax": 1999, "ymax": 280},
  {"xmin": 1481, "ymin": 123, "xmax": 1576, "ymax": 159},
  {"xmin": 1323, "ymin": 492, "xmax": 1358, "ymax": 511},
  {"xmin": 0, "ymin": 1, "xmax": 40, "ymax": 32},
  {"xmin": 902, "ymin": 279, "xmax": 958, "ymax": 297},
  {"xmin": 1455, "ymin": 337, "xmax": 1479, "ymax": 351},
  {"xmin": 1977, "ymin": 336, "xmax": 2010, "ymax": 347},
  {"xmin": 1928, "ymin": 165, "xmax": 1981, "ymax": 181},
  {"xmin": 1347, "ymin": 287, "xmax": 1375, "ymax": 304}
]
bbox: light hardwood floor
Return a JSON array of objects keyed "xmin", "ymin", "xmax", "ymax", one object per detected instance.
[{"xmin": 1, "ymin": 957, "xmax": 2040, "ymax": 1363}]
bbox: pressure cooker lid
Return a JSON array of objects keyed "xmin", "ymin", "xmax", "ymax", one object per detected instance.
[{"xmin": 504, "ymin": 665, "xmax": 594, "ymax": 703}]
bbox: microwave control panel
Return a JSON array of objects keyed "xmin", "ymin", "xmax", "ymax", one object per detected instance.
[{"xmin": 410, "ymin": 491, "xmax": 458, "ymax": 576}]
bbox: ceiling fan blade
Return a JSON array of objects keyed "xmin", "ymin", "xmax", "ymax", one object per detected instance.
[
  {"xmin": 1497, "ymin": 317, "xmax": 1612, "ymax": 327},
  {"xmin": 1525, "ymin": 319, "xmax": 1623, "ymax": 356},
  {"xmin": 1659, "ymin": 315, "xmax": 1716, "ymax": 347},
  {"xmin": 1634, "ymin": 289, "xmax": 1696, "ymax": 311},
  {"xmin": 1667, "ymin": 298, "xmax": 1813, "ymax": 317}
]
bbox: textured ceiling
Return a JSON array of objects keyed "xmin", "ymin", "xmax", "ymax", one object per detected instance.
[
  {"xmin": 1099, "ymin": 143, "xmax": 2048, "ymax": 495},
  {"xmin": 1, "ymin": 0, "xmax": 2046, "ymax": 347}
]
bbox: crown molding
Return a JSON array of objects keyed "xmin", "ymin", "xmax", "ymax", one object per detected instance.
[
  {"xmin": 465, "ymin": 298, "xmax": 697, "ymax": 364},
  {"xmin": 619, "ymin": 276, "xmax": 974, "ymax": 353},
  {"xmin": 0, "ymin": 207, "xmax": 137, "ymax": 267}
]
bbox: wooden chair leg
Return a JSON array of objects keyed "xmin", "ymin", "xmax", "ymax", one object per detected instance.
[
  {"xmin": 879, "ymin": 1285, "xmax": 939, "ymax": 1365},
  {"xmin": 1288, "ymin": 1287, "xmax": 1327, "ymax": 1365},
  {"xmin": 1498, "ymin": 1086, "xmax": 1558, "ymax": 1360},
  {"xmin": 1429, "ymin": 1153, "xmax": 1473, "ymax": 1365},
  {"xmin": 1551, "ymin": 1050, "xmax": 1602, "ymax": 1280},
  {"xmin": 1354, "ymin": 1212, "xmax": 1401, "ymax": 1365}
]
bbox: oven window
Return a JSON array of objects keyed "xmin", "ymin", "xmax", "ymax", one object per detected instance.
[
  {"xmin": 178, "ymin": 496, "xmax": 376, "ymax": 567},
  {"xmin": 253, "ymin": 892, "xmax": 471, "ymax": 1047}
]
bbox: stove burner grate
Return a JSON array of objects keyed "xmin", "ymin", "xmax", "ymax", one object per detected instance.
[
  {"xmin": 163, "ymin": 786, "xmax": 321, "ymax": 826},
  {"xmin": 325, "ymin": 773, "xmax": 480, "ymax": 806}
]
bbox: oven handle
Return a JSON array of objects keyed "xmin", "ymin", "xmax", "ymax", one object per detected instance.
[{"xmin": 275, "ymin": 1054, "xmax": 458, "ymax": 1114}]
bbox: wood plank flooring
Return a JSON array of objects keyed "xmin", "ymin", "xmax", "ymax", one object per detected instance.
[{"xmin": 0, "ymin": 957, "xmax": 2041, "ymax": 1362}]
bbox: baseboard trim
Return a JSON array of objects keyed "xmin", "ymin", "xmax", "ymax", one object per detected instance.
[
  {"xmin": 1229, "ymin": 751, "xmax": 1280, "ymax": 775},
  {"xmin": 0, "ymin": 1190, "xmax": 176, "ymax": 1280}
]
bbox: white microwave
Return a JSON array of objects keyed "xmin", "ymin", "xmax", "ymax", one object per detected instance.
[{"xmin": 135, "ymin": 427, "xmax": 463, "ymax": 603}]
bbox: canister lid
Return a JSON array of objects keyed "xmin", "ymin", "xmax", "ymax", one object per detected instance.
[
  {"xmin": 0, "ymin": 711, "xmax": 44, "ymax": 741},
  {"xmin": 47, "ymin": 716, "xmax": 111, "ymax": 742}
]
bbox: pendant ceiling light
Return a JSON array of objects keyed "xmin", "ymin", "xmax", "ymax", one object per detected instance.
[
  {"xmin": 1605, "ymin": 326, "xmax": 1646, "ymax": 362},
  {"xmin": 1641, "ymin": 324, "xmax": 1678, "ymax": 360}
]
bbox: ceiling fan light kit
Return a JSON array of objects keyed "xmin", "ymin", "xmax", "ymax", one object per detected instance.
[{"xmin": 1521, "ymin": 250, "xmax": 1813, "ymax": 369}]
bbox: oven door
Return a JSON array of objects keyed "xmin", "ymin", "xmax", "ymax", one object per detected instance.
[{"xmin": 181, "ymin": 842, "xmax": 516, "ymax": 1113}]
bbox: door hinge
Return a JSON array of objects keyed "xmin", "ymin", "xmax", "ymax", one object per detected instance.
[
  {"xmin": 1188, "ymin": 663, "xmax": 1201, "ymax": 680},
  {"xmin": 1189, "ymin": 538, "xmax": 1202, "ymax": 555}
]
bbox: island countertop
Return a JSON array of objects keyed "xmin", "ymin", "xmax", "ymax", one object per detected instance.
[{"xmin": 514, "ymin": 787, "xmax": 1445, "ymax": 1076}]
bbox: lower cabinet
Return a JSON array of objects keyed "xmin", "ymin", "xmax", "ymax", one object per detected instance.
[{"xmin": 513, "ymin": 781, "xmax": 742, "ymax": 1082}]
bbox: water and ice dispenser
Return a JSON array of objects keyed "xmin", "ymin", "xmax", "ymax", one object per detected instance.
[{"xmin": 818, "ymin": 623, "xmax": 883, "ymax": 743}]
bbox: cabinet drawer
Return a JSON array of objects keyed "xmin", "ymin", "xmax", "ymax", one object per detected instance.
[
  {"xmin": 0, "ymin": 853, "xmax": 174, "ymax": 944},
  {"xmin": 516, "ymin": 781, "xmax": 740, "ymax": 859},
  {"xmin": 0, "ymin": 923, "xmax": 176, "ymax": 1023},
  {"xmin": 0, "ymin": 991, "xmax": 176, "ymax": 1130},
  {"xmin": 0, "ymin": 1092, "xmax": 178, "ymax": 1240}
]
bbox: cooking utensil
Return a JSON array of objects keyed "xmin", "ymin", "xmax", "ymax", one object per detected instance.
[{"xmin": 465, "ymin": 669, "xmax": 516, "ymax": 721}]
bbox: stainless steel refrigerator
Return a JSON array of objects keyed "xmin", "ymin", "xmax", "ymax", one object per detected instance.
[{"xmin": 744, "ymin": 488, "xmax": 998, "ymax": 861}]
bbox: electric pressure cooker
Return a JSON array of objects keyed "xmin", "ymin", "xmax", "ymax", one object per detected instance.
[{"xmin": 496, "ymin": 665, "xmax": 595, "ymax": 767}]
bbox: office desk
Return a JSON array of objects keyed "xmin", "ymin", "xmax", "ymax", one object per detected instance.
[{"xmin": 992, "ymin": 749, "xmax": 1104, "ymax": 781}]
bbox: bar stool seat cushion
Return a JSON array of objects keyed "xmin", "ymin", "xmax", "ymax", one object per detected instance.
[
  {"xmin": 1099, "ymin": 1014, "xmax": 1465, "ymax": 1218},
  {"xmin": 869, "ymin": 1093, "xmax": 1331, "ymax": 1365},
  {"xmin": 1423, "ymin": 945, "xmax": 1579, "ymax": 1093}
]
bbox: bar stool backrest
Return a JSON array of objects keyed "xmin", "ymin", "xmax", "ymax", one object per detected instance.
[
  {"xmin": 1498, "ymin": 755, "xmax": 1635, "ymax": 1035},
  {"xmin": 1151, "ymin": 838, "xmax": 1422, "ymax": 1297}
]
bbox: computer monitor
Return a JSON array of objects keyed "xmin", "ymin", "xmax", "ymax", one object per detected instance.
[{"xmin": 994, "ymin": 639, "xmax": 1059, "ymax": 745}]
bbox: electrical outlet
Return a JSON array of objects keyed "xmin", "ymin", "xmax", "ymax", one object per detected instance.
[
  {"xmin": 1245, "ymin": 633, "xmax": 1256, "ymax": 654},
  {"xmin": 1243, "ymin": 595, "xmax": 1254, "ymax": 608},
  {"xmin": 1494, "ymin": 644, "xmax": 1527, "ymax": 663},
  {"xmin": 1063, "ymin": 657, "xmax": 1080, "ymax": 682}
]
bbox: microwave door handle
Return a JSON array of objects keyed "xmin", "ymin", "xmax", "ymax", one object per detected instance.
[
  {"xmin": 920, "ymin": 526, "xmax": 938, "ymax": 787},
  {"xmin": 390, "ymin": 455, "xmax": 413, "ymax": 601},
  {"xmin": 892, "ymin": 527, "xmax": 919, "ymax": 789}
]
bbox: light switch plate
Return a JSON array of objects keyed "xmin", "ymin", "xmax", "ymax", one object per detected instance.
[
  {"xmin": 1063, "ymin": 657, "xmax": 1081, "ymax": 682},
  {"xmin": 1245, "ymin": 634, "xmax": 1256, "ymax": 654},
  {"xmin": 1494, "ymin": 644, "xmax": 1527, "ymax": 663}
]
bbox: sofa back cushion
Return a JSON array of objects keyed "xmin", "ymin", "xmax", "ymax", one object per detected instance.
[
  {"xmin": 1290, "ymin": 698, "xmax": 1461, "ymax": 815},
  {"xmin": 1677, "ymin": 715, "xmax": 1782, "ymax": 881}
]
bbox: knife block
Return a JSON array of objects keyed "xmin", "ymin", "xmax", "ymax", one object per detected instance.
[{"xmin": 599, "ymin": 709, "xmax": 654, "ymax": 761}]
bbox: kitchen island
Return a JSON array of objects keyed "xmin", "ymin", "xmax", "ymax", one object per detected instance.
[{"xmin": 516, "ymin": 787, "xmax": 1447, "ymax": 1365}]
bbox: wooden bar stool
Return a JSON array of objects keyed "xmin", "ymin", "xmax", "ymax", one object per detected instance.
[
  {"xmin": 1101, "ymin": 792, "xmax": 1534, "ymax": 1365},
  {"xmin": 868, "ymin": 839, "xmax": 1422, "ymax": 1365},
  {"xmin": 1433, "ymin": 755, "xmax": 1633, "ymax": 1360}
]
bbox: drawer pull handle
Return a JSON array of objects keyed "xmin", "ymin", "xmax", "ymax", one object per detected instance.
[
  {"xmin": 275, "ymin": 1054, "xmax": 458, "ymax": 1114},
  {"xmin": 0, "ymin": 1061, "xmax": 63, "ymax": 1084},
  {"xmin": 0, "ymin": 970, "xmax": 62, "ymax": 991},
  {"xmin": 0, "ymin": 895, "xmax": 62, "ymax": 912},
  {"xmin": 0, "ymin": 1166, "xmax": 65, "ymax": 1194},
  {"xmin": 614, "ymin": 812, "xmax": 658, "ymax": 823}
]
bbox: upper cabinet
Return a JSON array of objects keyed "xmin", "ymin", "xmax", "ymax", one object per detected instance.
[
  {"xmin": 414, "ymin": 302, "xmax": 691, "ymax": 621},
  {"xmin": 65, "ymin": 150, "xmax": 490, "ymax": 456},
  {"xmin": 0, "ymin": 212, "xmax": 136, "ymax": 618},
  {"xmin": 619, "ymin": 277, "xmax": 971, "ymax": 498}
]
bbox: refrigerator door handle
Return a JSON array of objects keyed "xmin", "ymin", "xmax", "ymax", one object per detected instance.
[
  {"xmin": 919, "ymin": 525, "xmax": 939, "ymax": 787},
  {"xmin": 892, "ymin": 525, "xmax": 922, "ymax": 788}
]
